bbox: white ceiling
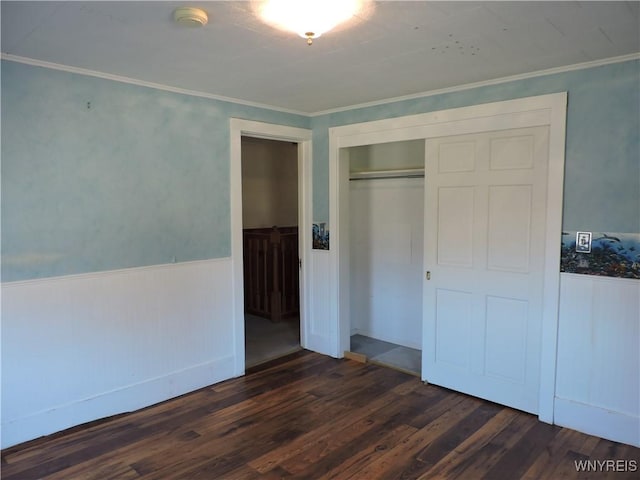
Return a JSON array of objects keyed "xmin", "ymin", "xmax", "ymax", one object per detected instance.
[{"xmin": 2, "ymin": 1, "xmax": 639, "ymax": 114}]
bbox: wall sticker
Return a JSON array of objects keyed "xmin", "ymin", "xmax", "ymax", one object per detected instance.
[
  {"xmin": 312, "ymin": 223, "xmax": 330, "ymax": 250},
  {"xmin": 561, "ymin": 231, "xmax": 640, "ymax": 279}
]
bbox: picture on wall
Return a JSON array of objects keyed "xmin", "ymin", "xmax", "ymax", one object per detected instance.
[
  {"xmin": 561, "ymin": 231, "xmax": 640, "ymax": 279},
  {"xmin": 312, "ymin": 223, "xmax": 330, "ymax": 250}
]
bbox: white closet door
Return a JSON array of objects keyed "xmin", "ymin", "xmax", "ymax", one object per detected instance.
[{"xmin": 422, "ymin": 126, "xmax": 549, "ymax": 414}]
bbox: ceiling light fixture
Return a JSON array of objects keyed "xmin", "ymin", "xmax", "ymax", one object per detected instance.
[
  {"xmin": 173, "ymin": 7, "xmax": 208, "ymax": 27},
  {"xmin": 253, "ymin": 0, "xmax": 370, "ymax": 45}
]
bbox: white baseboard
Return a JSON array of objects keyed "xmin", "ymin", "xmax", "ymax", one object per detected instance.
[
  {"xmin": 1, "ymin": 355, "xmax": 235, "ymax": 449},
  {"xmin": 554, "ymin": 397, "xmax": 640, "ymax": 447}
]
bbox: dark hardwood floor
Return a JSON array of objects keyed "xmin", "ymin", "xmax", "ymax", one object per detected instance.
[{"xmin": 2, "ymin": 350, "xmax": 638, "ymax": 479}]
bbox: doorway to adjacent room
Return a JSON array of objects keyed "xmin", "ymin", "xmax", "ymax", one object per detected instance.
[{"xmin": 241, "ymin": 136, "xmax": 301, "ymax": 367}]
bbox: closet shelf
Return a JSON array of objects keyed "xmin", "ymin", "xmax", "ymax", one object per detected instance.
[{"xmin": 349, "ymin": 168, "xmax": 425, "ymax": 181}]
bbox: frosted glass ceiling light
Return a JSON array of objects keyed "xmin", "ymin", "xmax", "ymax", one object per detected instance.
[{"xmin": 254, "ymin": 0, "xmax": 370, "ymax": 45}]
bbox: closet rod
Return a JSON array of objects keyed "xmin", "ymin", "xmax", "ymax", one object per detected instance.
[{"xmin": 349, "ymin": 168, "xmax": 425, "ymax": 181}]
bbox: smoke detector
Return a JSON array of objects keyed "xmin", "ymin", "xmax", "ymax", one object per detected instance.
[{"xmin": 173, "ymin": 7, "xmax": 208, "ymax": 27}]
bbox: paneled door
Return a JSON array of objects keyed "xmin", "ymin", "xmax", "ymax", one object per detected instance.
[{"xmin": 422, "ymin": 126, "xmax": 550, "ymax": 414}]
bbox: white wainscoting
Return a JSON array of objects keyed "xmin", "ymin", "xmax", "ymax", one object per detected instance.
[
  {"xmin": 305, "ymin": 250, "xmax": 336, "ymax": 357},
  {"xmin": 555, "ymin": 273, "xmax": 640, "ymax": 447},
  {"xmin": 1, "ymin": 258, "xmax": 235, "ymax": 448}
]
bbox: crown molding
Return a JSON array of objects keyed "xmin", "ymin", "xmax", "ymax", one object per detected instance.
[
  {"xmin": 0, "ymin": 53, "xmax": 309, "ymax": 117},
  {"xmin": 310, "ymin": 52, "xmax": 640, "ymax": 117},
  {"xmin": 2, "ymin": 52, "xmax": 638, "ymax": 118}
]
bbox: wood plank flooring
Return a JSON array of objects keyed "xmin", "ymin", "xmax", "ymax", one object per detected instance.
[{"xmin": 2, "ymin": 350, "xmax": 638, "ymax": 479}]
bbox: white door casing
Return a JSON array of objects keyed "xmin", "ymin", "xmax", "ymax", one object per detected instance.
[
  {"xmin": 230, "ymin": 119, "xmax": 312, "ymax": 376},
  {"xmin": 423, "ymin": 126, "xmax": 550, "ymax": 414},
  {"xmin": 329, "ymin": 93, "xmax": 567, "ymax": 423}
]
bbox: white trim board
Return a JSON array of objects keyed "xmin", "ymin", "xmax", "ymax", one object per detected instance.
[
  {"xmin": 2, "ymin": 355, "xmax": 235, "ymax": 449},
  {"xmin": 312, "ymin": 53, "xmax": 638, "ymax": 116},
  {"xmin": 3, "ymin": 52, "xmax": 637, "ymax": 117},
  {"xmin": 0, "ymin": 256, "xmax": 231, "ymax": 287},
  {"xmin": 1, "ymin": 54, "xmax": 309, "ymax": 117},
  {"xmin": 328, "ymin": 93, "xmax": 568, "ymax": 424},
  {"xmin": 229, "ymin": 119, "xmax": 313, "ymax": 373}
]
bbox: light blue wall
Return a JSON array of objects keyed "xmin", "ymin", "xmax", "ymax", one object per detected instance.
[
  {"xmin": 311, "ymin": 59, "xmax": 640, "ymax": 234},
  {"xmin": 1, "ymin": 61, "xmax": 309, "ymax": 282},
  {"xmin": 3, "ymin": 59, "xmax": 638, "ymax": 281}
]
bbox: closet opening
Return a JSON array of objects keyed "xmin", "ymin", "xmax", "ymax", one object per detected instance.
[
  {"xmin": 241, "ymin": 136, "xmax": 302, "ymax": 368},
  {"xmin": 344, "ymin": 139, "xmax": 425, "ymax": 376}
]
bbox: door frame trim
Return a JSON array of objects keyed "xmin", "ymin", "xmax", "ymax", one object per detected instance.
[
  {"xmin": 328, "ymin": 93, "xmax": 567, "ymax": 423},
  {"xmin": 230, "ymin": 119, "xmax": 312, "ymax": 377}
]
